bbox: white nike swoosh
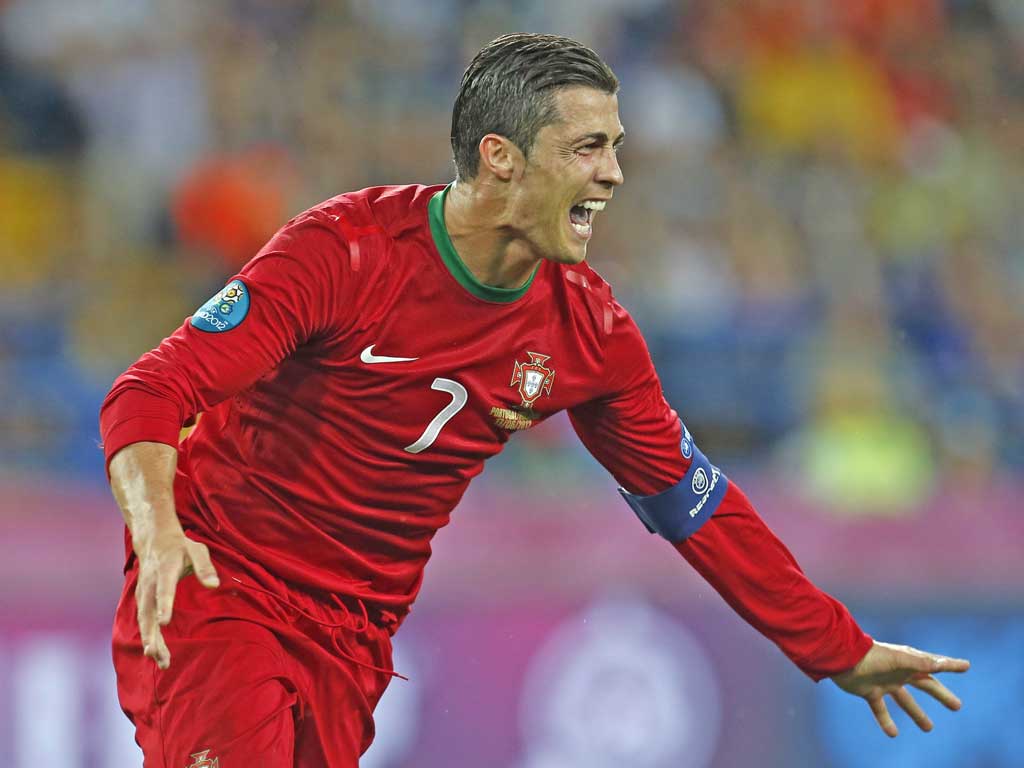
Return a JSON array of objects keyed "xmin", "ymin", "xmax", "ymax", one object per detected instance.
[{"xmin": 360, "ymin": 344, "xmax": 419, "ymax": 364}]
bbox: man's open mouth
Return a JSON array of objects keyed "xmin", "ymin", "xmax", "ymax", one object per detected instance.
[{"xmin": 569, "ymin": 200, "xmax": 607, "ymax": 238}]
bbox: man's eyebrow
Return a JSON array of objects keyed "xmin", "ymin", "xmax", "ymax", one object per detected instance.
[{"xmin": 573, "ymin": 130, "xmax": 626, "ymax": 146}]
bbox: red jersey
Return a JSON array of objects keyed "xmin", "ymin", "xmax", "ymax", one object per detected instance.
[
  {"xmin": 101, "ymin": 185, "xmax": 683, "ymax": 614},
  {"xmin": 101, "ymin": 183, "xmax": 870, "ymax": 677}
]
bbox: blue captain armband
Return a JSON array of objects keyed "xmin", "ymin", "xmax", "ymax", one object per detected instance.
[{"xmin": 618, "ymin": 423, "xmax": 729, "ymax": 543}]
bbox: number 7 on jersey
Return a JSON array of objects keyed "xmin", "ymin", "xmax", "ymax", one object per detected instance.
[{"xmin": 404, "ymin": 378, "xmax": 468, "ymax": 454}]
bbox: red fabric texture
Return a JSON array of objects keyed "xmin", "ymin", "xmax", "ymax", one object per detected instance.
[{"xmin": 677, "ymin": 481, "xmax": 873, "ymax": 680}]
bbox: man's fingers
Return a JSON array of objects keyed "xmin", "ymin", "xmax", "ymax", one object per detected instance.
[
  {"xmin": 147, "ymin": 628, "xmax": 171, "ymax": 669},
  {"xmin": 135, "ymin": 573, "xmax": 156, "ymax": 649},
  {"xmin": 910, "ymin": 675, "xmax": 962, "ymax": 711},
  {"xmin": 931, "ymin": 656, "xmax": 970, "ymax": 674},
  {"xmin": 134, "ymin": 535, "xmax": 220, "ymax": 669},
  {"xmin": 912, "ymin": 650, "xmax": 938, "ymax": 673},
  {"xmin": 135, "ymin": 572, "xmax": 169, "ymax": 668},
  {"xmin": 186, "ymin": 540, "xmax": 220, "ymax": 589},
  {"xmin": 868, "ymin": 695, "xmax": 898, "ymax": 738},
  {"xmin": 891, "ymin": 687, "xmax": 933, "ymax": 732},
  {"xmin": 887, "ymin": 643, "xmax": 970, "ymax": 676},
  {"xmin": 155, "ymin": 562, "xmax": 180, "ymax": 627}
]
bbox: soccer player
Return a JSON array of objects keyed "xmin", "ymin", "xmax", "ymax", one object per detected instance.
[{"xmin": 101, "ymin": 33, "xmax": 969, "ymax": 766}]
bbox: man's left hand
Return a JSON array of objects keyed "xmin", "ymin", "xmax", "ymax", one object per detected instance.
[{"xmin": 830, "ymin": 640, "xmax": 970, "ymax": 737}]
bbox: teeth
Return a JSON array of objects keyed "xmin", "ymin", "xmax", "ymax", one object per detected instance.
[
  {"xmin": 580, "ymin": 200, "xmax": 606, "ymax": 211},
  {"xmin": 571, "ymin": 221, "xmax": 591, "ymax": 236}
]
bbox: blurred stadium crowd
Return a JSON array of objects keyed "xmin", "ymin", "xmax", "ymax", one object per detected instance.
[{"xmin": 1, "ymin": 0, "xmax": 1021, "ymax": 513}]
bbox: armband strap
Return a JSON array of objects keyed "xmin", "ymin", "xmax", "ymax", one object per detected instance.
[{"xmin": 619, "ymin": 435, "xmax": 729, "ymax": 543}]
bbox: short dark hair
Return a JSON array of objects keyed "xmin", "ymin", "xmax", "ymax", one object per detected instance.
[{"xmin": 451, "ymin": 33, "xmax": 619, "ymax": 180}]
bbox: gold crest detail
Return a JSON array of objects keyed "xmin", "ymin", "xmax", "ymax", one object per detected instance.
[
  {"xmin": 510, "ymin": 352, "xmax": 555, "ymax": 408},
  {"xmin": 490, "ymin": 406, "xmax": 535, "ymax": 431},
  {"xmin": 186, "ymin": 750, "xmax": 219, "ymax": 768}
]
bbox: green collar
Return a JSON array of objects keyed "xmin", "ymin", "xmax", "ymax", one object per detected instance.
[{"xmin": 428, "ymin": 185, "xmax": 538, "ymax": 303}]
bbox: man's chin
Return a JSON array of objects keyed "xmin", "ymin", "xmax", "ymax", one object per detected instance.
[{"xmin": 549, "ymin": 242, "xmax": 588, "ymax": 265}]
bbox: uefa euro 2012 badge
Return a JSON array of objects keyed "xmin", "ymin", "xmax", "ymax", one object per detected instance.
[{"xmin": 191, "ymin": 279, "xmax": 250, "ymax": 333}]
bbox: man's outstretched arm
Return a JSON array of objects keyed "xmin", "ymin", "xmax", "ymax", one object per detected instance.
[
  {"xmin": 570, "ymin": 395, "xmax": 970, "ymax": 735},
  {"xmin": 674, "ymin": 481, "xmax": 970, "ymax": 737},
  {"xmin": 565, "ymin": 296, "xmax": 969, "ymax": 736}
]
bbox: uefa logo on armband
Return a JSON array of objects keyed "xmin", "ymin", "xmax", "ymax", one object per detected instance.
[
  {"xmin": 691, "ymin": 467, "xmax": 709, "ymax": 495},
  {"xmin": 680, "ymin": 422, "xmax": 694, "ymax": 459}
]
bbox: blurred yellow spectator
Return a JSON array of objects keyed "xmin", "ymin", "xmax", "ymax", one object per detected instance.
[
  {"xmin": 0, "ymin": 156, "xmax": 76, "ymax": 290},
  {"xmin": 738, "ymin": 43, "xmax": 900, "ymax": 161},
  {"xmin": 784, "ymin": 353, "xmax": 935, "ymax": 517}
]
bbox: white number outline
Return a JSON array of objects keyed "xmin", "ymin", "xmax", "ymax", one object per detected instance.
[{"xmin": 404, "ymin": 378, "xmax": 468, "ymax": 454}]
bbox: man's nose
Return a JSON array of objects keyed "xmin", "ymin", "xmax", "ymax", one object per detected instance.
[{"xmin": 597, "ymin": 148, "xmax": 624, "ymax": 187}]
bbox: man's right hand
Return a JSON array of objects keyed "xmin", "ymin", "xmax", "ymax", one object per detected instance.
[
  {"xmin": 108, "ymin": 442, "xmax": 220, "ymax": 670},
  {"xmin": 134, "ymin": 528, "xmax": 219, "ymax": 669}
]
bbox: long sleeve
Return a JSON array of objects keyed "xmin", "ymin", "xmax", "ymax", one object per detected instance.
[
  {"xmin": 100, "ymin": 211, "xmax": 353, "ymax": 472},
  {"xmin": 677, "ymin": 481, "xmax": 873, "ymax": 680},
  {"xmin": 569, "ymin": 297, "xmax": 871, "ymax": 680}
]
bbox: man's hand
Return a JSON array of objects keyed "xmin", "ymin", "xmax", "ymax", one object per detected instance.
[
  {"xmin": 109, "ymin": 442, "xmax": 220, "ymax": 671},
  {"xmin": 134, "ymin": 528, "xmax": 219, "ymax": 670},
  {"xmin": 831, "ymin": 640, "xmax": 970, "ymax": 737}
]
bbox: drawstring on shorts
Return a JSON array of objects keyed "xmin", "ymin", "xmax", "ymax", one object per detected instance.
[{"xmin": 230, "ymin": 577, "xmax": 408, "ymax": 681}]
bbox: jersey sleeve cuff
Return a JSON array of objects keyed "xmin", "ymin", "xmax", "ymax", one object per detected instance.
[
  {"xmin": 100, "ymin": 389, "xmax": 185, "ymax": 476},
  {"xmin": 801, "ymin": 628, "xmax": 875, "ymax": 682}
]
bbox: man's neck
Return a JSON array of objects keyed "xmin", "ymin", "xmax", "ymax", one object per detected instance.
[{"xmin": 443, "ymin": 180, "xmax": 541, "ymax": 290}]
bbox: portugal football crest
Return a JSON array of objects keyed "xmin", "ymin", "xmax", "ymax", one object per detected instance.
[{"xmin": 511, "ymin": 351, "xmax": 555, "ymax": 408}]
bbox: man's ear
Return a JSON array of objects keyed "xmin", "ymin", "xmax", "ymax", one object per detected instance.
[{"xmin": 478, "ymin": 134, "xmax": 523, "ymax": 182}]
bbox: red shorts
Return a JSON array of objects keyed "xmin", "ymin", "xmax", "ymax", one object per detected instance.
[{"xmin": 112, "ymin": 551, "xmax": 396, "ymax": 768}]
